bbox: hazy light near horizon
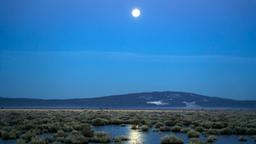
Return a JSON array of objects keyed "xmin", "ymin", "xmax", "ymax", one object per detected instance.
[{"xmin": 131, "ymin": 8, "xmax": 141, "ymax": 18}]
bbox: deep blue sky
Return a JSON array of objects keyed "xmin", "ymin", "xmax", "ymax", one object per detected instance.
[{"xmin": 0, "ymin": 0, "xmax": 256, "ymax": 100}]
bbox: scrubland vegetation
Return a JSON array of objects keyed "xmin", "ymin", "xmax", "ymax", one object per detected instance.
[{"xmin": 0, "ymin": 109, "xmax": 255, "ymax": 143}]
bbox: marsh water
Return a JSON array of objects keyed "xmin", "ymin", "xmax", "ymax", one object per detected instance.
[
  {"xmin": 0, "ymin": 125, "xmax": 255, "ymax": 144},
  {"xmin": 94, "ymin": 125, "xmax": 255, "ymax": 144},
  {"xmin": 0, "ymin": 140, "xmax": 15, "ymax": 144}
]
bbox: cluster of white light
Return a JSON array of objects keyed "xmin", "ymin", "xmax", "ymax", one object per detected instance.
[{"xmin": 131, "ymin": 8, "xmax": 141, "ymax": 18}]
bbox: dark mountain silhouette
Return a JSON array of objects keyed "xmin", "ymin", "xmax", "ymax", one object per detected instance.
[{"xmin": 0, "ymin": 91, "xmax": 255, "ymax": 109}]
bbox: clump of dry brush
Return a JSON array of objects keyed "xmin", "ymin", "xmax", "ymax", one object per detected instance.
[{"xmin": 0, "ymin": 109, "xmax": 255, "ymax": 143}]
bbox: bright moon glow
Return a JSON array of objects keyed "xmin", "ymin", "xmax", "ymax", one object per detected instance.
[
  {"xmin": 131, "ymin": 8, "xmax": 141, "ymax": 18},
  {"xmin": 129, "ymin": 128, "xmax": 142, "ymax": 143}
]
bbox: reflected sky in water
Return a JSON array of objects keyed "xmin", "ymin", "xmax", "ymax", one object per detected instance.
[{"xmin": 94, "ymin": 125, "xmax": 256, "ymax": 144}]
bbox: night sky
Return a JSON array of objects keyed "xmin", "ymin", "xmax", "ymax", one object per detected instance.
[{"xmin": 0, "ymin": 0, "xmax": 256, "ymax": 100}]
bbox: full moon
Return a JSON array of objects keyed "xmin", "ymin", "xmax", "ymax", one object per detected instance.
[{"xmin": 131, "ymin": 8, "xmax": 141, "ymax": 18}]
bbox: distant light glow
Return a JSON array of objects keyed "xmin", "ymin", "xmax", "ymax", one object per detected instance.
[{"xmin": 131, "ymin": 8, "xmax": 141, "ymax": 18}]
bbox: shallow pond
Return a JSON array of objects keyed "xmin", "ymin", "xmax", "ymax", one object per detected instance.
[
  {"xmin": 0, "ymin": 125, "xmax": 255, "ymax": 144},
  {"xmin": 94, "ymin": 125, "xmax": 256, "ymax": 144},
  {"xmin": 0, "ymin": 140, "xmax": 15, "ymax": 144}
]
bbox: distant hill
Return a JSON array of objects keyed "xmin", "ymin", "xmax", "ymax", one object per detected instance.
[{"xmin": 0, "ymin": 91, "xmax": 256, "ymax": 109}]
